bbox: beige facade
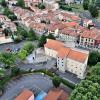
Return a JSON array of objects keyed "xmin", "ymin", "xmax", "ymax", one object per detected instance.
[
  {"xmin": 57, "ymin": 55, "xmax": 88, "ymax": 79},
  {"xmin": 58, "ymin": 33, "xmax": 77, "ymax": 42},
  {"xmin": 45, "ymin": 47, "xmax": 57, "ymax": 58}
]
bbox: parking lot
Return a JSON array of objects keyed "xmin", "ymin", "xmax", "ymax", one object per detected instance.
[
  {"xmin": 0, "ymin": 74, "xmax": 53, "ymax": 100},
  {"xmin": 0, "ymin": 40, "xmax": 38, "ymax": 52}
]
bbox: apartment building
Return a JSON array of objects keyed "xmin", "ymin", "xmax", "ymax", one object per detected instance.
[
  {"xmin": 44, "ymin": 39, "xmax": 89, "ymax": 79},
  {"xmin": 79, "ymin": 28, "xmax": 100, "ymax": 48}
]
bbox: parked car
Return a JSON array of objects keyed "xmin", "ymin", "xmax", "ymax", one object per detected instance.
[{"xmin": 5, "ymin": 48, "xmax": 12, "ymax": 52}]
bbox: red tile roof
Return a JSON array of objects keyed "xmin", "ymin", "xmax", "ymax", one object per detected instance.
[
  {"xmin": 44, "ymin": 39, "xmax": 89, "ymax": 63},
  {"xmin": 44, "ymin": 39, "xmax": 64, "ymax": 50},
  {"xmin": 15, "ymin": 89, "xmax": 34, "ymax": 100},
  {"xmin": 45, "ymin": 88, "xmax": 69, "ymax": 100}
]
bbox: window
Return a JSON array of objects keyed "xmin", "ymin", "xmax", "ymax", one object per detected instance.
[{"xmin": 81, "ymin": 38, "xmax": 83, "ymax": 41}]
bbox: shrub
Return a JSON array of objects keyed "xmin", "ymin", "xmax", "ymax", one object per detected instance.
[
  {"xmin": 52, "ymin": 76, "xmax": 61, "ymax": 88},
  {"xmin": 23, "ymin": 42, "xmax": 34, "ymax": 54},
  {"xmin": 18, "ymin": 49, "xmax": 28, "ymax": 60},
  {"xmin": 14, "ymin": 36, "xmax": 22, "ymax": 43}
]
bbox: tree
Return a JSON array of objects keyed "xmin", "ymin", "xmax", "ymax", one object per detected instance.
[
  {"xmin": 0, "ymin": 68, "xmax": 5, "ymax": 78},
  {"xmin": 3, "ymin": 8, "xmax": 17, "ymax": 21},
  {"xmin": 28, "ymin": 29, "xmax": 37, "ymax": 41},
  {"xmin": 18, "ymin": 49, "xmax": 28, "ymax": 60},
  {"xmin": 83, "ymin": 0, "xmax": 90, "ymax": 10},
  {"xmin": 88, "ymin": 51, "xmax": 100, "ymax": 66},
  {"xmin": 47, "ymin": 34, "xmax": 56, "ymax": 40},
  {"xmin": 38, "ymin": 3, "xmax": 45, "ymax": 10},
  {"xmin": 11, "ymin": 67, "xmax": 21, "ymax": 76},
  {"xmin": 89, "ymin": 4, "xmax": 99, "ymax": 18},
  {"xmin": 4, "ymin": 8, "xmax": 13, "ymax": 17},
  {"xmin": 0, "ymin": 0, "xmax": 7, "ymax": 7},
  {"xmin": 0, "ymin": 52, "xmax": 16, "ymax": 69},
  {"xmin": 17, "ymin": 27, "xmax": 28, "ymax": 39},
  {"xmin": 3, "ymin": 27, "xmax": 12, "ymax": 36},
  {"xmin": 87, "ymin": 63, "xmax": 100, "ymax": 84},
  {"xmin": 70, "ymin": 80, "xmax": 100, "ymax": 100},
  {"xmin": 38, "ymin": 35, "xmax": 47, "ymax": 47},
  {"xmin": 8, "ymin": 14, "xmax": 17, "ymax": 21},
  {"xmin": 52, "ymin": 76, "xmax": 61, "ymax": 88},
  {"xmin": 14, "ymin": 35, "xmax": 23, "ymax": 43},
  {"xmin": 23, "ymin": 42, "xmax": 34, "ymax": 54},
  {"xmin": 96, "ymin": 0, "xmax": 100, "ymax": 8},
  {"xmin": 17, "ymin": 0, "xmax": 25, "ymax": 8}
]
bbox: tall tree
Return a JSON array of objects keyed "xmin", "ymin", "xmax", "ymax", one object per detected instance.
[
  {"xmin": 28, "ymin": 29, "xmax": 37, "ymax": 41},
  {"xmin": 70, "ymin": 80, "xmax": 100, "ymax": 100},
  {"xmin": 17, "ymin": 0, "xmax": 25, "ymax": 8},
  {"xmin": 89, "ymin": 4, "xmax": 99, "ymax": 18},
  {"xmin": 0, "ymin": 52, "xmax": 16, "ymax": 69},
  {"xmin": 23, "ymin": 42, "xmax": 34, "ymax": 54},
  {"xmin": 52, "ymin": 76, "xmax": 61, "ymax": 88},
  {"xmin": 83, "ymin": 0, "xmax": 90, "ymax": 10},
  {"xmin": 88, "ymin": 51, "xmax": 100, "ymax": 66},
  {"xmin": 38, "ymin": 35, "xmax": 47, "ymax": 47},
  {"xmin": 87, "ymin": 63, "xmax": 100, "ymax": 84},
  {"xmin": 18, "ymin": 49, "xmax": 28, "ymax": 60},
  {"xmin": 47, "ymin": 34, "xmax": 56, "ymax": 40},
  {"xmin": 96, "ymin": 0, "xmax": 100, "ymax": 8},
  {"xmin": 0, "ymin": 0, "xmax": 6, "ymax": 7}
]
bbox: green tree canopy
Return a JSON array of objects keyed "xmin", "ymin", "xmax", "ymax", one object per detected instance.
[
  {"xmin": 70, "ymin": 80, "xmax": 100, "ymax": 100},
  {"xmin": 96, "ymin": 0, "xmax": 100, "ymax": 7},
  {"xmin": 87, "ymin": 62, "xmax": 100, "ymax": 84},
  {"xmin": 0, "ymin": 52, "xmax": 16, "ymax": 69},
  {"xmin": 17, "ymin": 0, "xmax": 25, "ymax": 8},
  {"xmin": 83, "ymin": 0, "xmax": 90, "ymax": 10},
  {"xmin": 28, "ymin": 29, "xmax": 37, "ymax": 41},
  {"xmin": 89, "ymin": 4, "xmax": 99, "ymax": 18},
  {"xmin": 0, "ymin": 0, "xmax": 7, "ymax": 7},
  {"xmin": 38, "ymin": 3, "xmax": 45, "ymax": 10},
  {"xmin": 18, "ymin": 49, "xmax": 28, "ymax": 60},
  {"xmin": 23, "ymin": 42, "xmax": 34, "ymax": 54},
  {"xmin": 47, "ymin": 34, "xmax": 56, "ymax": 40},
  {"xmin": 88, "ymin": 51, "xmax": 100, "ymax": 66},
  {"xmin": 52, "ymin": 76, "xmax": 61, "ymax": 88},
  {"xmin": 38, "ymin": 35, "xmax": 47, "ymax": 47}
]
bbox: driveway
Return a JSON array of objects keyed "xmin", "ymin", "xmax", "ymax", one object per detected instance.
[{"xmin": 0, "ymin": 74, "xmax": 53, "ymax": 100}]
